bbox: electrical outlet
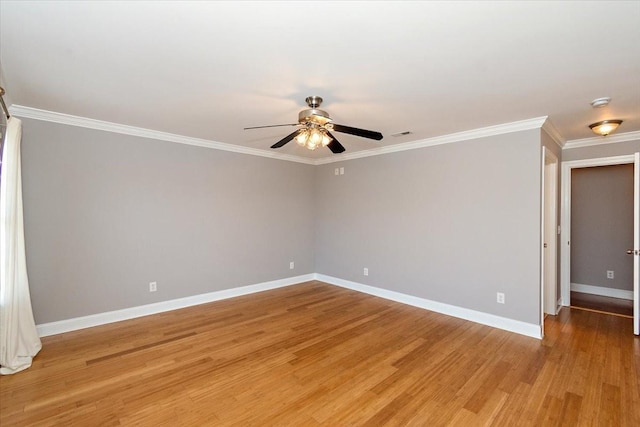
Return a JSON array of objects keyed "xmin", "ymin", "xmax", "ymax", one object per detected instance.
[
  {"xmin": 497, "ymin": 292, "xmax": 505, "ymax": 304},
  {"xmin": 334, "ymin": 168, "xmax": 339, "ymax": 176},
  {"xmin": 290, "ymin": 261, "xmax": 294, "ymax": 270},
  {"xmin": 340, "ymin": 167, "xmax": 344, "ymax": 175},
  {"xmin": 149, "ymin": 282, "xmax": 157, "ymax": 292},
  {"xmin": 607, "ymin": 270, "xmax": 614, "ymax": 279},
  {"xmin": 363, "ymin": 267, "xmax": 369, "ymax": 276}
]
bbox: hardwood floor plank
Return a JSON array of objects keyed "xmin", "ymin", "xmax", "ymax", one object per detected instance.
[
  {"xmin": 558, "ymin": 391, "xmax": 583, "ymax": 427},
  {"xmin": 1, "ymin": 281, "xmax": 638, "ymax": 426},
  {"xmin": 360, "ymin": 391, "xmax": 416, "ymax": 426},
  {"xmin": 463, "ymin": 360, "xmax": 511, "ymax": 413},
  {"xmin": 599, "ymin": 382, "xmax": 622, "ymax": 426},
  {"xmin": 86, "ymin": 332, "xmax": 197, "ymax": 365},
  {"xmin": 570, "ymin": 291, "xmax": 633, "ymax": 317}
]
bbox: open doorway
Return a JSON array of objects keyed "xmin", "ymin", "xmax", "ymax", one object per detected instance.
[
  {"xmin": 561, "ymin": 153, "xmax": 640, "ymax": 335},
  {"xmin": 569, "ymin": 164, "xmax": 633, "ymax": 317}
]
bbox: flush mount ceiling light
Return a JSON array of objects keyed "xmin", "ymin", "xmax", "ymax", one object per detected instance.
[
  {"xmin": 589, "ymin": 119, "xmax": 623, "ymax": 136},
  {"xmin": 590, "ymin": 97, "xmax": 611, "ymax": 108}
]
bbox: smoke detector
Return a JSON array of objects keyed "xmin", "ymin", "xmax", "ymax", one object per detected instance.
[{"xmin": 590, "ymin": 97, "xmax": 611, "ymax": 108}]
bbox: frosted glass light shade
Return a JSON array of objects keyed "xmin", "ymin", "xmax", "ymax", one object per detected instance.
[{"xmin": 589, "ymin": 120, "xmax": 622, "ymax": 136}]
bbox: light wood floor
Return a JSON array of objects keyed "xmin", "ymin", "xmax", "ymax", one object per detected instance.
[{"xmin": 1, "ymin": 281, "xmax": 638, "ymax": 426}]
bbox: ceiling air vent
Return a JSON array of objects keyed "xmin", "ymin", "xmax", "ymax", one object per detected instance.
[{"xmin": 391, "ymin": 131, "xmax": 413, "ymax": 137}]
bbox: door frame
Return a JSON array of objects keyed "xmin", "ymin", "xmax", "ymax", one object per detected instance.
[
  {"xmin": 541, "ymin": 147, "xmax": 559, "ymax": 328},
  {"xmin": 560, "ymin": 153, "xmax": 639, "ymax": 335}
]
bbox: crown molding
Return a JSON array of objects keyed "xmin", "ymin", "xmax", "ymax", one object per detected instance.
[
  {"xmin": 313, "ymin": 116, "xmax": 548, "ymax": 165},
  {"xmin": 541, "ymin": 118, "xmax": 565, "ymax": 148},
  {"xmin": 8, "ymin": 105, "xmax": 316, "ymax": 165},
  {"xmin": 9, "ymin": 105, "xmax": 558, "ymax": 166},
  {"xmin": 563, "ymin": 130, "xmax": 640, "ymax": 150}
]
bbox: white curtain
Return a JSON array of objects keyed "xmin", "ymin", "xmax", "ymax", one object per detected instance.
[{"xmin": 0, "ymin": 117, "xmax": 41, "ymax": 375}]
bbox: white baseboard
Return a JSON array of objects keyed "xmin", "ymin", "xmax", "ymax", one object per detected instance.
[
  {"xmin": 570, "ymin": 282, "xmax": 633, "ymax": 301},
  {"xmin": 36, "ymin": 274, "xmax": 315, "ymax": 337},
  {"xmin": 37, "ymin": 273, "xmax": 542, "ymax": 340},
  {"xmin": 316, "ymin": 274, "xmax": 542, "ymax": 339}
]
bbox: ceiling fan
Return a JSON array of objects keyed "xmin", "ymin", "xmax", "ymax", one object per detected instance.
[{"xmin": 244, "ymin": 96, "xmax": 383, "ymax": 153}]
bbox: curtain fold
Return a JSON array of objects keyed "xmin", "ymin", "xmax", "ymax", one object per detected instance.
[{"xmin": 0, "ymin": 117, "xmax": 42, "ymax": 375}]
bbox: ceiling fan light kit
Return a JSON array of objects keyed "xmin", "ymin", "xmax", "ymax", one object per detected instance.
[
  {"xmin": 244, "ymin": 96, "xmax": 383, "ymax": 154},
  {"xmin": 296, "ymin": 126, "xmax": 332, "ymax": 150}
]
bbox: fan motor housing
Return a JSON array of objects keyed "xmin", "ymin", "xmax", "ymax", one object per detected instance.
[{"xmin": 298, "ymin": 108, "xmax": 332, "ymax": 126}]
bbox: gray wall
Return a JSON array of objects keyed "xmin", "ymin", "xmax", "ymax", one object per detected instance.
[
  {"xmin": 562, "ymin": 139, "xmax": 640, "ymax": 161},
  {"xmin": 571, "ymin": 164, "xmax": 633, "ymax": 291},
  {"xmin": 27, "ymin": 118, "xmax": 613, "ymax": 328},
  {"xmin": 315, "ymin": 129, "xmax": 542, "ymax": 325},
  {"xmin": 21, "ymin": 118, "xmax": 316, "ymax": 323}
]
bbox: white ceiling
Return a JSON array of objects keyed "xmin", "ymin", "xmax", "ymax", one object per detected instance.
[{"xmin": 1, "ymin": 1, "xmax": 639, "ymax": 160}]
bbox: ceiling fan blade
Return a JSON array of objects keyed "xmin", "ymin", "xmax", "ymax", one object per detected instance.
[
  {"xmin": 271, "ymin": 129, "xmax": 301, "ymax": 149},
  {"xmin": 244, "ymin": 123, "xmax": 298, "ymax": 130},
  {"xmin": 332, "ymin": 124, "xmax": 383, "ymax": 141},
  {"xmin": 326, "ymin": 132, "xmax": 345, "ymax": 153}
]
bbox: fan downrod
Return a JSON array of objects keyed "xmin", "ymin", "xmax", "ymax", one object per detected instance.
[{"xmin": 305, "ymin": 96, "xmax": 323, "ymax": 108}]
